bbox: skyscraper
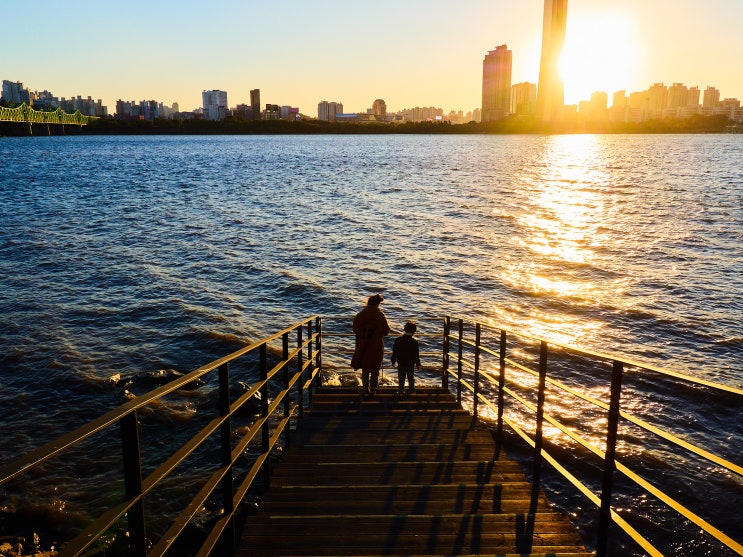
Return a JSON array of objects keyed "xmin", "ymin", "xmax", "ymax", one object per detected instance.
[
  {"xmin": 536, "ymin": 0, "xmax": 568, "ymax": 123},
  {"xmin": 250, "ymin": 89, "xmax": 261, "ymax": 120},
  {"xmin": 481, "ymin": 44, "xmax": 512, "ymax": 122}
]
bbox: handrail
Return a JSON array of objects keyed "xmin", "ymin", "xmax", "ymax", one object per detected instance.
[
  {"xmin": 448, "ymin": 315, "xmax": 743, "ymax": 396},
  {"xmin": 443, "ymin": 316, "xmax": 743, "ymax": 557},
  {"xmin": 0, "ymin": 315, "xmax": 323, "ymax": 557}
]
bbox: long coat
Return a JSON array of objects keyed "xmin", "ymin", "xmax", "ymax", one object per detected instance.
[{"xmin": 351, "ymin": 305, "xmax": 390, "ymax": 373}]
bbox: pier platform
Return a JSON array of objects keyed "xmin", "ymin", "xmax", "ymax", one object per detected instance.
[{"xmin": 238, "ymin": 386, "xmax": 592, "ymax": 556}]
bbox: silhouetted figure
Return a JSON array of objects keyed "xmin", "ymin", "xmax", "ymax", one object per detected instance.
[
  {"xmin": 391, "ymin": 320, "xmax": 421, "ymax": 395},
  {"xmin": 351, "ymin": 294, "xmax": 390, "ymax": 395}
]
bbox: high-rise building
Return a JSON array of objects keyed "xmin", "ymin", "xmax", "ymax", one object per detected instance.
[
  {"xmin": 481, "ymin": 44, "xmax": 512, "ymax": 122},
  {"xmin": 202, "ymin": 90, "xmax": 228, "ymax": 121},
  {"xmin": 686, "ymin": 87, "xmax": 700, "ymax": 107},
  {"xmin": 536, "ymin": 0, "xmax": 568, "ymax": 123},
  {"xmin": 647, "ymin": 83, "xmax": 668, "ymax": 118},
  {"xmin": 703, "ymin": 86, "xmax": 720, "ymax": 108},
  {"xmin": 612, "ymin": 90, "xmax": 628, "ymax": 108},
  {"xmin": 2, "ymin": 80, "xmax": 31, "ymax": 104},
  {"xmin": 372, "ymin": 99, "xmax": 387, "ymax": 117},
  {"xmin": 250, "ymin": 89, "xmax": 261, "ymax": 120},
  {"xmin": 510, "ymin": 82, "xmax": 536, "ymax": 116},
  {"xmin": 668, "ymin": 83, "xmax": 689, "ymax": 108},
  {"xmin": 318, "ymin": 101, "xmax": 343, "ymax": 121}
]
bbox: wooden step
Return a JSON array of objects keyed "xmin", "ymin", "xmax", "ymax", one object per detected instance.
[
  {"xmin": 297, "ymin": 414, "xmax": 485, "ymax": 430},
  {"xmin": 270, "ymin": 461, "xmax": 527, "ymax": 485},
  {"xmin": 236, "ymin": 387, "xmax": 591, "ymax": 556},
  {"xmin": 294, "ymin": 427, "xmax": 495, "ymax": 446},
  {"xmin": 242, "ymin": 514, "xmax": 587, "ymax": 556},
  {"xmin": 277, "ymin": 443, "xmax": 498, "ymax": 463},
  {"xmin": 256, "ymin": 484, "xmax": 552, "ymax": 514}
]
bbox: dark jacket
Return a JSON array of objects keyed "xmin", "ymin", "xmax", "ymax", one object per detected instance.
[
  {"xmin": 391, "ymin": 333, "xmax": 420, "ymax": 368},
  {"xmin": 351, "ymin": 305, "xmax": 390, "ymax": 372}
]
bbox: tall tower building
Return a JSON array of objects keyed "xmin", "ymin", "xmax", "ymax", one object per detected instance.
[
  {"xmin": 536, "ymin": 0, "xmax": 568, "ymax": 123},
  {"xmin": 250, "ymin": 89, "xmax": 261, "ymax": 120},
  {"xmin": 481, "ymin": 44, "xmax": 512, "ymax": 122}
]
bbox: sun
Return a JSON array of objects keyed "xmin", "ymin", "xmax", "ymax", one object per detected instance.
[{"xmin": 559, "ymin": 11, "xmax": 639, "ymax": 105}]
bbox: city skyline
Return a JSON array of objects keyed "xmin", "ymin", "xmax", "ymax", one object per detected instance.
[{"xmin": 1, "ymin": 0, "xmax": 742, "ymax": 114}]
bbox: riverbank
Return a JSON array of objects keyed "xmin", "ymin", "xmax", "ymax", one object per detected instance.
[{"xmin": 75, "ymin": 113, "xmax": 734, "ymax": 135}]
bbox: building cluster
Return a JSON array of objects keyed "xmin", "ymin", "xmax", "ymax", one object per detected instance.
[
  {"xmin": 317, "ymin": 98, "xmax": 392, "ymax": 123},
  {"xmin": 603, "ymin": 84, "xmax": 742, "ymax": 123},
  {"xmin": 2, "ymin": 80, "xmax": 107, "ymax": 116},
  {"xmin": 4, "ymin": 4, "xmax": 741, "ymax": 132},
  {"xmin": 0, "ymin": 80, "xmax": 301, "ymax": 123},
  {"xmin": 316, "ymin": 99, "xmax": 480, "ymax": 124},
  {"xmin": 115, "ymin": 100, "xmax": 179, "ymax": 120},
  {"xmin": 481, "ymin": 44, "xmax": 743, "ymax": 124},
  {"xmin": 482, "ymin": 0, "xmax": 742, "ymax": 124}
]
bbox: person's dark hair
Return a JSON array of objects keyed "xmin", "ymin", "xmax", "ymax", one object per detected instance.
[
  {"xmin": 367, "ymin": 294, "xmax": 384, "ymax": 306},
  {"xmin": 404, "ymin": 321, "xmax": 417, "ymax": 334}
]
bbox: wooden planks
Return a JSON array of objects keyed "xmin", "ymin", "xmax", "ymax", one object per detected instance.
[{"xmin": 237, "ymin": 387, "xmax": 591, "ymax": 556}]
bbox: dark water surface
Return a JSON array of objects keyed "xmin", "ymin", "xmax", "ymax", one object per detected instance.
[{"xmin": 1, "ymin": 134, "xmax": 741, "ymax": 555}]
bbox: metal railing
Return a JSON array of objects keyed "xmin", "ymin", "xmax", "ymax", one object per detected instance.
[
  {"xmin": 0, "ymin": 316, "xmax": 322, "ymax": 557},
  {"xmin": 3, "ymin": 314, "xmax": 741, "ymax": 556},
  {"xmin": 442, "ymin": 315, "xmax": 743, "ymax": 557}
]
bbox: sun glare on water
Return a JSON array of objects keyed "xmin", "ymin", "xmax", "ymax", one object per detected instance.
[{"xmin": 560, "ymin": 11, "xmax": 639, "ymax": 105}]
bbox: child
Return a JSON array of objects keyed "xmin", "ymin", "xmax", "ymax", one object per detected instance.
[{"xmin": 391, "ymin": 320, "xmax": 421, "ymax": 395}]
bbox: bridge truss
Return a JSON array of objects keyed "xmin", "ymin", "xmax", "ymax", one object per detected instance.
[{"xmin": 0, "ymin": 102, "xmax": 98, "ymax": 125}]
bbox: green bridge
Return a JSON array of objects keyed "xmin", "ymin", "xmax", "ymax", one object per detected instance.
[{"xmin": 0, "ymin": 102, "xmax": 97, "ymax": 134}]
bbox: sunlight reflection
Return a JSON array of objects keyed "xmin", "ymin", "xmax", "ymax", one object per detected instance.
[{"xmin": 488, "ymin": 135, "xmax": 630, "ymax": 348}]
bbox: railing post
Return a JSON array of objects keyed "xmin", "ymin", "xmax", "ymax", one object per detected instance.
[
  {"xmin": 282, "ymin": 333, "xmax": 291, "ymax": 449},
  {"xmin": 260, "ymin": 342, "xmax": 270, "ymax": 489},
  {"xmin": 473, "ymin": 323, "xmax": 481, "ymax": 418},
  {"xmin": 218, "ymin": 363, "xmax": 235, "ymax": 555},
  {"xmin": 307, "ymin": 319, "xmax": 315, "ymax": 405},
  {"xmin": 456, "ymin": 319, "xmax": 464, "ymax": 403},
  {"xmin": 297, "ymin": 324, "xmax": 305, "ymax": 419},
  {"xmin": 596, "ymin": 360, "xmax": 625, "ymax": 557},
  {"xmin": 315, "ymin": 316, "xmax": 322, "ymax": 389},
  {"xmin": 497, "ymin": 330, "xmax": 506, "ymax": 439},
  {"xmin": 532, "ymin": 341, "xmax": 548, "ymax": 493},
  {"xmin": 442, "ymin": 316, "xmax": 450, "ymax": 390},
  {"xmin": 120, "ymin": 411, "xmax": 147, "ymax": 557}
]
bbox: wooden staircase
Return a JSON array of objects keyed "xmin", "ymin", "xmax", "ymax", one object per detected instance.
[{"xmin": 238, "ymin": 386, "xmax": 593, "ymax": 556}]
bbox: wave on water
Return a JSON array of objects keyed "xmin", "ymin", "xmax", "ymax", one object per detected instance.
[{"xmin": 1, "ymin": 134, "xmax": 741, "ymax": 555}]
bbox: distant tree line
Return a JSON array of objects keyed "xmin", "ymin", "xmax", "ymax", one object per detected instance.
[{"xmin": 76, "ymin": 113, "xmax": 735, "ymax": 135}]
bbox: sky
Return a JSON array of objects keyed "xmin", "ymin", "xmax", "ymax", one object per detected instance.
[{"xmin": 1, "ymin": 0, "xmax": 742, "ymax": 115}]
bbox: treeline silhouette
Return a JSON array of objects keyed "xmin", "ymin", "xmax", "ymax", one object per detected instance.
[{"xmin": 84, "ymin": 113, "xmax": 733, "ymax": 135}]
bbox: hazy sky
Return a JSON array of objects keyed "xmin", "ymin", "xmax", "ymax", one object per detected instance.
[{"xmin": 2, "ymin": 0, "xmax": 741, "ymax": 114}]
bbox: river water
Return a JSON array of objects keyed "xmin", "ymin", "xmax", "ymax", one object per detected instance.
[{"xmin": 1, "ymin": 134, "xmax": 741, "ymax": 555}]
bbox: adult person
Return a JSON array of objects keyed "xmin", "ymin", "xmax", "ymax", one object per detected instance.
[{"xmin": 351, "ymin": 293, "xmax": 390, "ymax": 396}]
